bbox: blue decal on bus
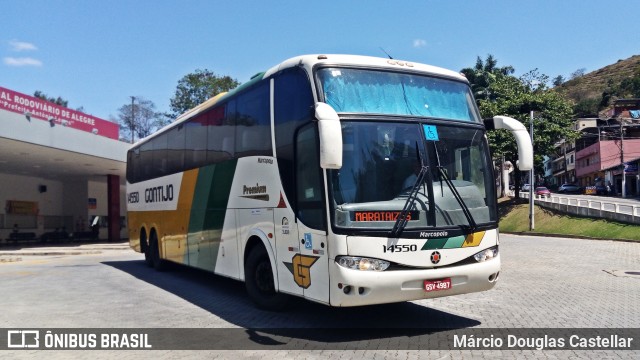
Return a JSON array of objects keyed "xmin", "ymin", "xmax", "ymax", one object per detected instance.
[
  {"xmin": 423, "ymin": 125, "xmax": 439, "ymax": 141},
  {"xmin": 304, "ymin": 233, "xmax": 312, "ymax": 250}
]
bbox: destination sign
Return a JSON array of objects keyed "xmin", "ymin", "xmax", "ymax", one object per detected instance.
[{"xmin": 351, "ymin": 211, "xmax": 420, "ymax": 222}]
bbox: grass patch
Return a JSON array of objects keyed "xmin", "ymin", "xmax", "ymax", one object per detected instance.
[{"xmin": 498, "ymin": 198, "xmax": 640, "ymax": 241}]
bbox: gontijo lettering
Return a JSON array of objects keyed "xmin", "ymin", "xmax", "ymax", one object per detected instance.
[{"xmin": 144, "ymin": 185, "xmax": 174, "ymax": 203}]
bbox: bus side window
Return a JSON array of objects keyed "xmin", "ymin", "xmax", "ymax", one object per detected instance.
[
  {"xmin": 152, "ymin": 132, "xmax": 168, "ymax": 177},
  {"xmin": 185, "ymin": 117, "xmax": 208, "ymax": 170},
  {"xmin": 140, "ymin": 141, "xmax": 153, "ymax": 181},
  {"xmin": 235, "ymin": 82, "xmax": 271, "ymax": 158},
  {"xmin": 295, "ymin": 125, "xmax": 325, "ymax": 230},
  {"xmin": 126, "ymin": 148, "xmax": 140, "ymax": 183},
  {"xmin": 274, "ymin": 67, "xmax": 315, "ymax": 216},
  {"xmin": 167, "ymin": 125, "xmax": 185, "ymax": 175},
  {"xmin": 206, "ymin": 104, "xmax": 233, "ymax": 163}
]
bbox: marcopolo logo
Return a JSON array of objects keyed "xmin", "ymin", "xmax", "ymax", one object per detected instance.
[{"xmin": 420, "ymin": 231, "xmax": 448, "ymax": 238}]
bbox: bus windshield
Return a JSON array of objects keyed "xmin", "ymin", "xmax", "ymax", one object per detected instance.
[
  {"xmin": 328, "ymin": 121, "xmax": 497, "ymax": 232},
  {"xmin": 317, "ymin": 67, "xmax": 481, "ymax": 123}
]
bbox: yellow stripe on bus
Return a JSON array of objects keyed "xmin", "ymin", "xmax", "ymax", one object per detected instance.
[
  {"xmin": 129, "ymin": 169, "xmax": 200, "ymax": 263},
  {"xmin": 462, "ymin": 231, "xmax": 485, "ymax": 247}
]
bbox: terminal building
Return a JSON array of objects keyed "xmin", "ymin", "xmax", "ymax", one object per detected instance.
[{"xmin": 0, "ymin": 86, "xmax": 130, "ymax": 243}]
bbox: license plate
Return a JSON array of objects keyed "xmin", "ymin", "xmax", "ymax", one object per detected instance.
[{"xmin": 424, "ymin": 278, "xmax": 452, "ymax": 292}]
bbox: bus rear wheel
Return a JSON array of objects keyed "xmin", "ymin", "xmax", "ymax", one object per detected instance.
[
  {"xmin": 245, "ymin": 245, "xmax": 287, "ymax": 311},
  {"xmin": 144, "ymin": 244, "xmax": 153, "ymax": 267},
  {"xmin": 149, "ymin": 232, "xmax": 165, "ymax": 271},
  {"xmin": 142, "ymin": 231, "xmax": 153, "ymax": 267}
]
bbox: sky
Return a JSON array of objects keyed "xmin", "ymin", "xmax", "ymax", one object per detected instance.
[{"xmin": 1, "ymin": 0, "xmax": 639, "ymax": 122}]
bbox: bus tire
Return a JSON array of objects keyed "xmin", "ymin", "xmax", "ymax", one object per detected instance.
[
  {"xmin": 245, "ymin": 245, "xmax": 287, "ymax": 311},
  {"xmin": 142, "ymin": 231, "xmax": 153, "ymax": 267},
  {"xmin": 144, "ymin": 246, "xmax": 153, "ymax": 267},
  {"xmin": 149, "ymin": 231, "xmax": 166, "ymax": 271}
]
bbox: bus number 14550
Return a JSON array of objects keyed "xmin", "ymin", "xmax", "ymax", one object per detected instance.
[{"xmin": 382, "ymin": 244, "xmax": 418, "ymax": 253}]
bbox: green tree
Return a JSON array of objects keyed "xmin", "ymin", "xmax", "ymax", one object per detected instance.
[
  {"xmin": 116, "ymin": 97, "xmax": 167, "ymax": 143},
  {"xmin": 33, "ymin": 90, "xmax": 68, "ymax": 107},
  {"xmin": 461, "ymin": 55, "xmax": 514, "ymax": 101},
  {"xmin": 464, "ymin": 58, "xmax": 577, "ymax": 195},
  {"xmin": 462, "ymin": 55, "xmax": 577, "ymax": 195},
  {"xmin": 574, "ymin": 98, "xmax": 600, "ymax": 117},
  {"xmin": 552, "ymin": 75, "xmax": 565, "ymax": 87},
  {"xmin": 169, "ymin": 69, "xmax": 239, "ymax": 118},
  {"xmin": 570, "ymin": 68, "xmax": 586, "ymax": 80},
  {"xmin": 616, "ymin": 72, "xmax": 640, "ymax": 98}
]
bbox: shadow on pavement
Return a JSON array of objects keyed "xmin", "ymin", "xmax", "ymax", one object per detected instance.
[{"xmin": 103, "ymin": 259, "xmax": 481, "ymax": 347}]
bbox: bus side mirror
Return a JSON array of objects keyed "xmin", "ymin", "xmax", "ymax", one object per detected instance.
[
  {"xmin": 484, "ymin": 116, "xmax": 533, "ymax": 171},
  {"xmin": 315, "ymin": 102, "xmax": 343, "ymax": 169}
]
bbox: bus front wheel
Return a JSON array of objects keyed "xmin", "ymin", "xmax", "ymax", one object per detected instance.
[{"xmin": 245, "ymin": 245, "xmax": 287, "ymax": 311}]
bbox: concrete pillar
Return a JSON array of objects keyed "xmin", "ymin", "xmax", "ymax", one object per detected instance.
[{"xmin": 107, "ymin": 175, "xmax": 120, "ymax": 242}]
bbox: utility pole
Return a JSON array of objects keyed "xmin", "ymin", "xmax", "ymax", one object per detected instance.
[
  {"xmin": 620, "ymin": 121, "xmax": 626, "ymax": 198},
  {"xmin": 130, "ymin": 96, "xmax": 136, "ymax": 143},
  {"xmin": 529, "ymin": 110, "xmax": 535, "ymax": 231}
]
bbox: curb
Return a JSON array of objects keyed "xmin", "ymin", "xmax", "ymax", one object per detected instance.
[
  {"xmin": 0, "ymin": 250, "xmax": 103, "ymax": 256},
  {"xmin": 0, "ymin": 243, "xmax": 131, "ymax": 257},
  {"xmin": 501, "ymin": 231, "xmax": 640, "ymax": 243}
]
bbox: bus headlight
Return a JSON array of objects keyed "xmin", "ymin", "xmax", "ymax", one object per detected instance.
[
  {"xmin": 473, "ymin": 246, "xmax": 499, "ymax": 262},
  {"xmin": 337, "ymin": 256, "xmax": 390, "ymax": 271}
]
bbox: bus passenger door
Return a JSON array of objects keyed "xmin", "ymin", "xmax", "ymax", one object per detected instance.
[
  {"xmin": 274, "ymin": 206, "xmax": 302, "ymax": 297},
  {"xmin": 294, "ymin": 125, "xmax": 329, "ymax": 304},
  {"xmin": 297, "ymin": 223, "xmax": 328, "ymax": 304}
]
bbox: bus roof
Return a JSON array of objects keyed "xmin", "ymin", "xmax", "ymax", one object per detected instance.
[
  {"xmin": 264, "ymin": 54, "xmax": 467, "ymax": 82},
  {"xmin": 132, "ymin": 54, "xmax": 468, "ymax": 148}
]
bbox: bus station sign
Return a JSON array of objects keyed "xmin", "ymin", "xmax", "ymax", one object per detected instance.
[{"xmin": 0, "ymin": 86, "xmax": 118, "ymax": 139}]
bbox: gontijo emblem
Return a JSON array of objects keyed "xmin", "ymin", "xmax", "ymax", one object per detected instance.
[
  {"xmin": 430, "ymin": 251, "xmax": 441, "ymax": 264},
  {"xmin": 284, "ymin": 254, "xmax": 319, "ymax": 288}
]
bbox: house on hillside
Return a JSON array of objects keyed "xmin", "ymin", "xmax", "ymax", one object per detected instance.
[
  {"xmin": 546, "ymin": 138, "xmax": 577, "ymax": 188},
  {"xmin": 573, "ymin": 99, "xmax": 640, "ymax": 196}
]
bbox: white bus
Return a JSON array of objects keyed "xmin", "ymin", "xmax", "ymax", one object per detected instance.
[{"xmin": 126, "ymin": 54, "xmax": 533, "ymax": 310}]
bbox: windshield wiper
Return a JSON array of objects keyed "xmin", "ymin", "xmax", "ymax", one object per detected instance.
[
  {"xmin": 391, "ymin": 143, "xmax": 427, "ymax": 238},
  {"xmin": 432, "ymin": 142, "xmax": 477, "ymax": 231}
]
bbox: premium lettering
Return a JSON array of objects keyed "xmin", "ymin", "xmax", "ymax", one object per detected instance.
[{"xmin": 243, "ymin": 183, "xmax": 267, "ymax": 195}]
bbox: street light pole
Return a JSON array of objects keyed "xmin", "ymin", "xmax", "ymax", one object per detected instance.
[
  {"xmin": 130, "ymin": 96, "xmax": 136, "ymax": 144},
  {"xmin": 529, "ymin": 110, "xmax": 535, "ymax": 231},
  {"xmin": 620, "ymin": 121, "xmax": 626, "ymax": 198}
]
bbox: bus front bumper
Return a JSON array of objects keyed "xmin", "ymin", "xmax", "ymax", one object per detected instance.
[{"xmin": 328, "ymin": 255, "xmax": 500, "ymax": 307}]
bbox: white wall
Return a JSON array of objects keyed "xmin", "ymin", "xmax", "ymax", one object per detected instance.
[
  {"xmin": 0, "ymin": 173, "xmax": 128, "ymax": 241},
  {"xmin": 0, "ymin": 173, "xmax": 63, "ymax": 239}
]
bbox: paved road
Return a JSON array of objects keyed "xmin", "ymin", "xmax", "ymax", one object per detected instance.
[{"xmin": 0, "ymin": 235, "xmax": 639, "ymax": 359}]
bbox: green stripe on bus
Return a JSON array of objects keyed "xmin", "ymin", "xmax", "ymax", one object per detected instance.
[
  {"xmin": 443, "ymin": 235, "xmax": 465, "ymax": 249},
  {"xmin": 421, "ymin": 238, "xmax": 448, "ymax": 250},
  {"xmin": 187, "ymin": 160, "xmax": 238, "ymax": 270}
]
